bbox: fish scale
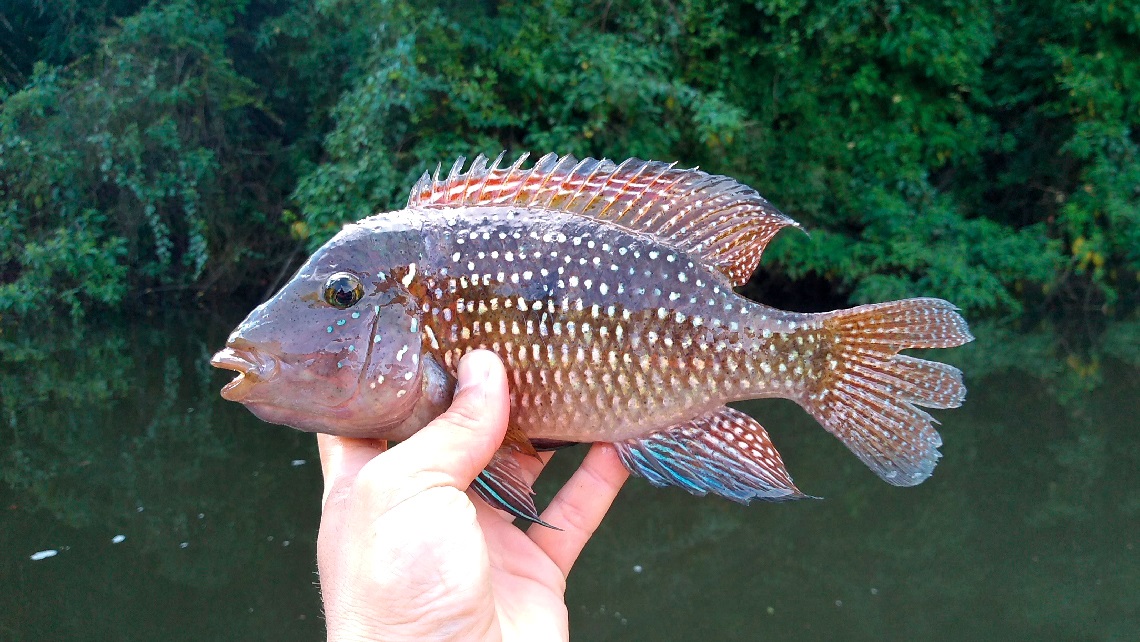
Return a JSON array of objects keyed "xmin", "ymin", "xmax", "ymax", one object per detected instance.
[
  {"xmin": 414, "ymin": 207, "xmax": 813, "ymax": 442},
  {"xmin": 211, "ymin": 152, "xmax": 973, "ymax": 526}
]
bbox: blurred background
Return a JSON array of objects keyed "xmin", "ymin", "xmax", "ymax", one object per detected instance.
[{"xmin": 1, "ymin": 1, "xmax": 1137, "ymax": 639}]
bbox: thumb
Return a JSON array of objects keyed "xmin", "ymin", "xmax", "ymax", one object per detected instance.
[{"xmin": 359, "ymin": 349, "xmax": 510, "ymax": 494}]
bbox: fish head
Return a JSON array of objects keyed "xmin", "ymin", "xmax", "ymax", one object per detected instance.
[{"xmin": 211, "ymin": 215, "xmax": 427, "ymax": 437}]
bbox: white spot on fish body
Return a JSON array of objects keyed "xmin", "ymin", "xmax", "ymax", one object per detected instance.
[{"xmin": 401, "ymin": 263, "xmax": 417, "ymax": 286}]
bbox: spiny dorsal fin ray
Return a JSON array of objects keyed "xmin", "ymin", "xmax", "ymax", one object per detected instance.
[{"xmin": 408, "ymin": 153, "xmax": 800, "ymax": 286}]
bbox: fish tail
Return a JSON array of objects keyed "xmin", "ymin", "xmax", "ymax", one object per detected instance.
[{"xmin": 801, "ymin": 298, "xmax": 973, "ymax": 486}]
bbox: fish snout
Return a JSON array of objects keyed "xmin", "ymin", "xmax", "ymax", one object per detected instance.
[{"xmin": 210, "ymin": 342, "xmax": 279, "ymax": 401}]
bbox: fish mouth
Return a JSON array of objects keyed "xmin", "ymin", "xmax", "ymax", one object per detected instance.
[{"xmin": 210, "ymin": 345, "xmax": 278, "ymax": 401}]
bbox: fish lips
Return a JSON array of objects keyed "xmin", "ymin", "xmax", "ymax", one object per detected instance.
[{"xmin": 210, "ymin": 346, "xmax": 279, "ymax": 401}]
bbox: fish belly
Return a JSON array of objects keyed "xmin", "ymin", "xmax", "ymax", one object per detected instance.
[{"xmin": 412, "ymin": 207, "xmax": 801, "ymax": 442}]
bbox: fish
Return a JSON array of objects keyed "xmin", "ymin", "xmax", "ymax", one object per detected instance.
[{"xmin": 211, "ymin": 152, "xmax": 973, "ymax": 525}]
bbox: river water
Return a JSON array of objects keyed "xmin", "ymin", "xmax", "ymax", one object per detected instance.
[{"xmin": 1, "ymin": 309, "xmax": 1137, "ymax": 640}]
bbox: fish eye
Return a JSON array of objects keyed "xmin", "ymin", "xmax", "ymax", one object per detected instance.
[{"xmin": 323, "ymin": 272, "xmax": 364, "ymax": 309}]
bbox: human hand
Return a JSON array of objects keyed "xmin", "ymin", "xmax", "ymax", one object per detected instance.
[{"xmin": 315, "ymin": 350, "xmax": 630, "ymax": 641}]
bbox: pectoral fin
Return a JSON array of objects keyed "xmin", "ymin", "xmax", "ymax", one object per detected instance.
[
  {"xmin": 471, "ymin": 449, "xmax": 557, "ymax": 529},
  {"xmin": 614, "ymin": 406, "xmax": 809, "ymax": 503}
]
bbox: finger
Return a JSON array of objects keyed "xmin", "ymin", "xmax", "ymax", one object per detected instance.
[
  {"xmin": 528, "ymin": 442, "xmax": 629, "ymax": 576},
  {"xmin": 317, "ymin": 434, "xmax": 386, "ymax": 506},
  {"xmin": 357, "ymin": 349, "xmax": 510, "ymax": 497}
]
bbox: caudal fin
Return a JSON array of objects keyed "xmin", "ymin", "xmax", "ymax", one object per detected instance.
[{"xmin": 804, "ymin": 298, "xmax": 973, "ymax": 486}]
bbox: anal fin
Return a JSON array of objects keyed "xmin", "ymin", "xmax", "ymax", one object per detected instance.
[
  {"xmin": 471, "ymin": 449, "xmax": 558, "ymax": 529},
  {"xmin": 614, "ymin": 407, "xmax": 808, "ymax": 503}
]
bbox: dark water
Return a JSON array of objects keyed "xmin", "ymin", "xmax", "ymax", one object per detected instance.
[{"xmin": 1, "ymin": 310, "xmax": 1137, "ymax": 640}]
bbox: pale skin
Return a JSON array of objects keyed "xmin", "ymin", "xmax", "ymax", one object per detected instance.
[{"xmin": 316, "ymin": 350, "xmax": 630, "ymax": 641}]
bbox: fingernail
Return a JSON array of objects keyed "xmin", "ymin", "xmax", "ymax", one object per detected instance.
[{"xmin": 455, "ymin": 353, "xmax": 489, "ymax": 396}]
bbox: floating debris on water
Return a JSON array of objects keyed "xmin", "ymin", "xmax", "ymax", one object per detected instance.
[
  {"xmin": 30, "ymin": 549, "xmax": 58, "ymax": 561},
  {"xmin": 111, "ymin": 535, "xmax": 126, "ymax": 544}
]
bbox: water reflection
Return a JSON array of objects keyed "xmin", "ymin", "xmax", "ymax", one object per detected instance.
[
  {"xmin": 1, "ymin": 312, "xmax": 1137, "ymax": 640},
  {"xmin": 0, "ymin": 312, "xmax": 326, "ymax": 640}
]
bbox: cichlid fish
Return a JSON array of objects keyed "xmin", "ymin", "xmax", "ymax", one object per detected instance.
[{"xmin": 211, "ymin": 152, "xmax": 973, "ymax": 524}]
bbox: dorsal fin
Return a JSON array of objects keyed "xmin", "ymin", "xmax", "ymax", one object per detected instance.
[{"xmin": 407, "ymin": 152, "xmax": 800, "ymax": 286}]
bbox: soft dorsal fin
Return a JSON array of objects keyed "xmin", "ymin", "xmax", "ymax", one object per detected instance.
[{"xmin": 407, "ymin": 152, "xmax": 800, "ymax": 286}]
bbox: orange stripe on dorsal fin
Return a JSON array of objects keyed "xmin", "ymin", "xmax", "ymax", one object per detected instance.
[{"xmin": 407, "ymin": 153, "xmax": 801, "ymax": 286}]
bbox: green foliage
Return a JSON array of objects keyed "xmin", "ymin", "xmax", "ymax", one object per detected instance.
[
  {"xmin": 0, "ymin": 208, "xmax": 127, "ymax": 318},
  {"xmin": 1, "ymin": 0, "xmax": 292, "ymax": 314},
  {"xmin": 1, "ymin": 0, "xmax": 1137, "ymax": 319}
]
